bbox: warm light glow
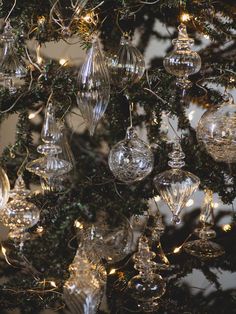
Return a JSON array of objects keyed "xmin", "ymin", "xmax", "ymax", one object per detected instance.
[
  {"xmin": 186, "ymin": 199, "xmax": 194, "ymax": 207},
  {"xmin": 212, "ymin": 202, "xmax": 219, "ymax": 209},
  {"xmin": 59, "ymin": 58, "xmax": 69, "ymax": 66},
  {"xmin": 109, "ymin": 268, "xmax": 116, "ymax": 275},
  {"xmin": 36, "ymin": 226, "xmax": 44, "ymax": 234},
  {"xmin": 230, "ymin": 77, "xmax": 235, "ymax": 83},
  {"xmin": 222, "ymin": 224, "xmax": 231, "ymax": 232},
  {"xmin": 173, "ymin": 246, "xmax": 182, "ymax": 254},
  {"xmin": 50, "ymin": 281, "xmax": 57, "ymax": 288},
  {"xmin": 82, "ymin": 12, "xmax": 94, "ymax": 23},
  {"xmin": 74, "ymin": 220, "xmax": 83, "ymax": 229},
  {"xmin": 38, "ymin": 16, "xmax": 46, "ymax": 25},
  {"xmin": 181, "ymin": 13, "xmax": 191, "ymax": 22},
  {"xmin": 204, "ymin": 34, "xmax": 210, "ymax": 39},
  {"xmin": 29, "ymin": 112, "xmax": 36, "ymax": 120},
  {"xmin": 1, "ymin": 245, "xmax": 12, "ymax": 266},
  {"xmin": 154, "ymin": 195, "xmax": 161, "ymax": 202},
  {"xmin": 188, "ymin": 110, "xmax": 195, "ymax": 121}
]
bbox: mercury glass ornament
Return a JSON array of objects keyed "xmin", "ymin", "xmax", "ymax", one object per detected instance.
[
  {"xmin": 0, "ymin": 167, "xmax": 10, "ymax": 209},
  {"xmin": 77, "ymin": 36, "xmax": 110, "ymax": 135},
  {"xmin": 108, "ymin": 127, "xmax": 154, "ymax": 184},
  {"xmin": 197, "ymin": 94, "xmax": 236, "ymax": 163},
  {"xmin": 108, "ymin": 34, "xmax": 145, "ymax": 89},
  {"xmin": 128, "ymin": 236, "xmax": 166, "ymax": 312},
  {"xmin": 26, "ymin": 102, "xmax": 73, "ymax": 186},
  {"xmin": 163, "ymin": 23, "xmax": 201, "ymax": 88},
  {"xmin": 76, "ymin": 210, "xmax": 133, "ymax": 264},
  {"xmin": 184, "ymin": 189, "xmax": 224, "ymax": 259},
  {"xmin": 0, "ymin": 21, "xmax": 27, "ymax": 93},
  {"xmin": 1, "ymin": 176, "xmax": 40, "ymax": 240},
  {"xmin": 50, "ymin": 0, "xmax": 88, "ymax": 37},
  {"xmin": 154, "ymin": 142, "xmax": 200, "ymax": 224}
]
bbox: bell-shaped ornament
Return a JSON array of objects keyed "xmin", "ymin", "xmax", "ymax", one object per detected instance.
[
  {"xmin": 1, "ymin": 176, "xmax": 40, "ymax": 240},
  {"xmin": 108, "ymin": 34, "xmax": 145, "ymax": 90},
  {"xmin": 163, "ymin": 23, "xmax": 201, "ymax": 88},
  {"xmin": 0, "ymin": 167, "xmax": 10, "ymax": 209},
  {"xmin": 0, "ymin": 21, "xmax": 27, "ymax": 93},
  {"xmin": 154, "ymin": 142, "xmax": 200, "ymax": 224},
  {"xmin": 108, "ymin": 127, "xmax": 154, "ymax": 184},
  {"xmin": 197, "ymin": 93, "xmax": 236, "ymax": 163},
  {"xmin": 26, "ymin": 102, "xmax": 73, "ymax": 183},
  {"xmin": 77, "ymin": 36, "xmax": 110, "ymax": 135},
  {"xmin": 50, "ymin": 0, "xmax": 89, "ymax": 37}
]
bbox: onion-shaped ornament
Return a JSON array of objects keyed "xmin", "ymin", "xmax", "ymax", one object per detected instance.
[
  {"xmin": 108, "ymin": 127, "xmax": 154, "ymax": 184},
  {"xmin": 0, "ymin": 21, "xmax": 27, "ymax": 93},
  {"xmin": 163, "ymin": 23, "xmax": 201, "ymax": 88},
  {"xmin": 154, "ymin": 142, "xmax": 200, "ymax": 224},
  {"xmin": 197, "ymin": 93, "xmax": 236, "ymax": 163},
  {"xmin": 77, "ymin": 36, "xmax": 110, "ymax": 135},
  {"xmin": 108, "ymin": 34, "xmax": 145, "ymax": 90},
  {"xmin": 1, "ymin": 176, "xmax": 40, "ymax": 240}
]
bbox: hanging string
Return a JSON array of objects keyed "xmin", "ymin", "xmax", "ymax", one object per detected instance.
[{"xmin": 5, "ymin": 0, "xmax": 17, "ymax": 22}]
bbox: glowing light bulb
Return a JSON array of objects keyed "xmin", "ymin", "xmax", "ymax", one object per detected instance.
[
  {"xmin": 59, "ymin": 58, "xmax": 69, "ymax": 66},
  {"xmin": 181, "ymin": 13, "xmax": 191, "ymax": 22},
  {"xmin": 222, "ymin": 224, "xmax": 231, "ymax": 232},
  {"xmin": 186, "ymin": 199, "xmax": 194, "ymax": 207},
  {"xmin": 173, "ymin": 246, "xmax": 182, "ymax": 254}
]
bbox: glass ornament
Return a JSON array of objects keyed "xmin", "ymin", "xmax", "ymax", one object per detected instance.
[
  {"xmin": 184, "ymin": 189, "xmax": 225, "ymax": 259},
  {"xmin": 163, "ymin": 23, "xmax": 201, "ymax": 88},
  {"xmin": 50, "ymin": 0, "xmax": 89, "ymax": 37},
  {"xmin": 128, "ymin": 236, "xmax": 166, "ymax": 312},
  {"xmin": 26, "ymin": 102, "xmax": 73, "ymax": 187},
  {"xmin": 77, "ymin": 36, "xmax": 110, "ymax": 135},
  {"xmin": 107, "ymin": 34, "xmax": 145, "ymax": 89},
  {"xmin": 1, "ymin": 176, "xmax": 40, "ymax": 240},
  {"xmin": 0, "ymin": 167, "xmax": 10, "ymax": 209},
  {"xmin": 0, "ymin": 21, "xmax": 27, "ymax": 93},
  {"xmin": 197, "ymin": 94, "xmax": 236, "ymax": 163},
  {"xmin": 64, "ymin": 249, "xmax": 106, "ymax": 314},
  {"xmin": 76, "ymin": 210, "xmax": 133, "ymax": 264},
  {"xmin": 154, "ymin": 142, "xmax": 200, "ymax": 224},
  {"xmin": 108, "ymin": 127, "xmax": 154, "ymax": 184}
]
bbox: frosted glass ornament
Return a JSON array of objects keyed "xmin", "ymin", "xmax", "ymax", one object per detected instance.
[
  {"xmin": 0, "ymin": 167, "xmax": 10, "ymax": 209},
  {"xmin": 108, "ymin": 34, "xmax": 145, "ymax": 89},
  {"xmin": 108, "ymin": 127, "xmax": 154, "ymax": 183},
  {"xmin": 0, "ymin": 21, "xmax": 27, "ymax": 93},
  {"xmin": 163, "ymin": 23, "xmax": 201, "ymax": 88},
  {"xmin": 197, "ymin": 94, "xmax": 236, "ymax": 163},
  {"xmin": 154, "ymin": 142, "xmax": 200, "ymax": 224}
]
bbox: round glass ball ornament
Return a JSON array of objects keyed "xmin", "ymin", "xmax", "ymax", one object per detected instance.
[
  {"xmin": 197, "ymin": 94, "xmax": 236, "ymax": 163},
  {"xmin": 108, "ymin": 127, "xmax": 154, "ymax": 183},
  {"xmin": 0, "ymin": 167, "xmax": 10, "ymax": 209},
  {"xmin": 163, "ymin": 23, "xmax": 201, "ymax": 88}
]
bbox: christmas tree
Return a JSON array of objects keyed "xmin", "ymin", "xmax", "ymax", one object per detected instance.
[{"xmin": 0, "ymin": 0, "xmax": 236, "ymax": 313}]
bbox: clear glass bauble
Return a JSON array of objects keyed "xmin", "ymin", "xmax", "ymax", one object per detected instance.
[
  {"xmin": 107, "ymin": 34, "xmax": 145, "ymax": 89},
  {"xmin": 154, "ymin": 168, "xmax": 200, "ymax": 224},
  {"xmin": 108, "ymin": 127, "xmax": 154, "ymax": 183},
  {"xmin": 76, "ymin": 210, "xmax": 133, "ymax": 264},
  {"xmin": 197, "ymin": 94, "xmax": 236, "ymax": 163},
  {"xmin": 0, "ymin": 167, "xmax": 10, "ymax": 209},
  {"xmin": 128, "ymin": 274, "xmax": 166, "ymax": 312},
  {"xmin": 0, "ymin": 21, "xmax": 27, "ymax": 92},
  {"xmin": 183, "ymin": 239, "xmax": 225, "ymax": 260},
  {"xmin": 77, "ymin": 36, "xmax": 110, "ymax": 135},
  {"xmin": 163, "ymin": 24, "xmax": 201, "ymax": 87}
]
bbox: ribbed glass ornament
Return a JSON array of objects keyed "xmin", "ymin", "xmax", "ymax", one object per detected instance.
[
  {"xmin": 77, "ymin": 37, "xmax": 110, "ymax": 135},
  {"xmin": 108, "ymin": 34, "xmax": 145, "ymax": 89}
]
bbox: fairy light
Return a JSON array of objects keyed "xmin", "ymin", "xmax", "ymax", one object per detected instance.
[
  {"xmin": 222, "ymin": 224, "xmax": 231, "ymax": 232},
  {"xmin": 230, "ymin": 77, "xmax": 235, "ymax": 83},
  {"xmin": 50, "ymin": 281, "xmax": 57, "ymax": 288},
  {"xmin": 173, "ymin": 246, "xmax": 182, "ymax": 254},
  {"xmin": 36, "ymin": 226, "xmax": 44, "ymax": 234},
  {"xmin": 1, "ymin": 245, "xmax": 12, "ymax": 266},
  {"xmin": 59, "ymin": 58, "xmax": 69, "ymax": 66},
  {"xmin": 154, "ymin": 195, "xmax": 161, "ymax": 202},
  {"xmin": 213, "ymin": 202, "xmax": 219, "ymax": 209},
  {"xmin": 109, "ymin": 268, "xmax": 116, "ymax": 275},
  {"xmin": 186, "ymin": 199, "xmax": 194, "ymax": 207},
  {"xmin": 204, "ymin": 34, "xmax": 210, "ymax": 39},
  {"xmin": 38, "ymin": 16, "xmax": 46, "ymax": 25},
  {"xmin": 188, "ymin": 110, "xmax": 195, "ymax": 121},
  {"xmin": 74, "ymin": 220, "xmax": 83, "ymax": 229},
  {"xmin": 180, "ymin": 13, "xmax": 191, "ymax": 22}
]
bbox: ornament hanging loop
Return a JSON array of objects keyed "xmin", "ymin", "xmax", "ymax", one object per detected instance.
[{"xmin": 5, "ymin": 0, "xmax": 17, "ymax": 22}]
